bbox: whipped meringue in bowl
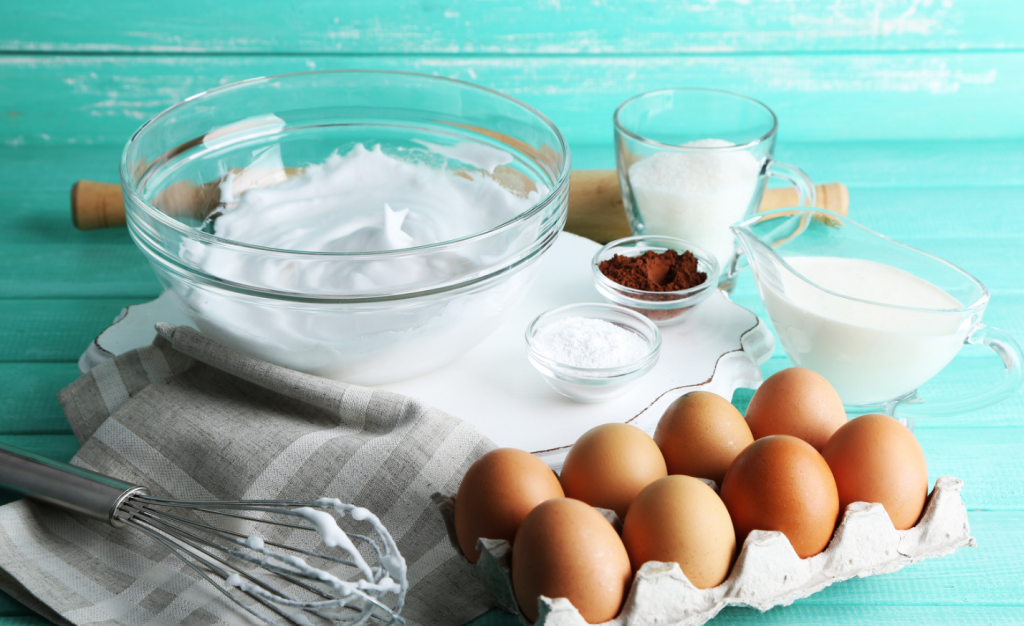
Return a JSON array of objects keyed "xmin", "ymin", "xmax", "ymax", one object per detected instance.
[{"xmin": 122, "ymin": 71, "xmax": 570, "ymax": 384}]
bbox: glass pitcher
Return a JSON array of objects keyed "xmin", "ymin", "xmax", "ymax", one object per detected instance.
[{"xmin": 732, "ymin": 208, "xmax": 1023, "ymax": 417}]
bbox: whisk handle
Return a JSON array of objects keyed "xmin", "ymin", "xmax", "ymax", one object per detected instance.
[{"xmin": 0, "ymin": 443, "xmax": 148, "ymax": 527}]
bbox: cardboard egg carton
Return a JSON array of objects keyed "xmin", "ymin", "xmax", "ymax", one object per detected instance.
[{"xmin": 433, "ymin": 476, "xmax": 974, "ymax": 625}]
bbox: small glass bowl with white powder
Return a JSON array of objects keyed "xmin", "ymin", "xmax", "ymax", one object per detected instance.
[{"xmin": 526, "ymin": 303, "xmax": 661, "ymax": 403}]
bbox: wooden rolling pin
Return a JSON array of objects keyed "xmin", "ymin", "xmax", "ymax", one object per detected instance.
[{"xmin": 71, "ymin": 174, "xmax": 848, "ymax": 243}]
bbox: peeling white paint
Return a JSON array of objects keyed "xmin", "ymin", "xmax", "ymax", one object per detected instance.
[
  {"xmin": 758, "ymin": 58, "xmax": 997, "ymax": 94},
  {"xmin": 791, "ymin": 0, "xmax": 955, "ymax": 40},
  {"xmin": 698, "ymin": 0, "xmax": 753, "ymax": 6},
  {"xmin": 328, "ymin": 28, "xmax": 362, "ymax": 40},
  {"xmin": 0, "ymin": 40, "xmax": 205, "ymax": 53}
]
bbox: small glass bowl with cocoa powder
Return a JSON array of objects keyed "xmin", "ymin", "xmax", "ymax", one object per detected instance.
[{"xmin": 592, "ymin": 236, "xmax": 720, "ymax": 326}]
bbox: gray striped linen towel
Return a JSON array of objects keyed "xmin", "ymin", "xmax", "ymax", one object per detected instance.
[{"xmin": 0, "ymin": 323, "xmax": 495, "ymax": 626}]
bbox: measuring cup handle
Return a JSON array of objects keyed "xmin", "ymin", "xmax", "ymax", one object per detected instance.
[
  {"xmin": 727, "ymin": 160, "xmax": 816, "ymax": 283},
  {"xmin": 898, "ymin": 324, "xmax": 1024, "ymax": 419},
  {"xmin": 767, "ymin": 160, "xmax": 817, "ymax": 208}
]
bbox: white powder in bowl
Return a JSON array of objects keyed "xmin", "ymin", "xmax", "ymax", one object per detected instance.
[{"xmin": 532, "ymin": 316, "xmax": 650, "ymax": 369}]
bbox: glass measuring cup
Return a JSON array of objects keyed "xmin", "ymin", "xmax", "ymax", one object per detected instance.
[
  {"xmin": 732, "ymin": 208, "xmax": 1023, "ymax": 417},
  {"xmin": 614, "ymin": 88, "xmax": 816, "ymax": 288}
]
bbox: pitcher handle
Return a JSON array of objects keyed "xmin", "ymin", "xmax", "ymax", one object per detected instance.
[
  {"xmin": 896, "ymin": 324, "xmax": 1024, "ymax": 419},
  {"xmin": 767, "ymin": 159, "xmax": 817, "ymax": 208},
  {"xmin": 726, "ymin": 160, "xmax": 816, "ymax": 283}
]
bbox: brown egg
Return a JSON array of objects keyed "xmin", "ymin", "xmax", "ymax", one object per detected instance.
[
  {"xmin": 622, "ymin": 476, "xmax": 736, "ymax": 589},
  {"xmin": 745, "ymin": 367, "xmax": 847, "ymax": 451},
  {"xmin": 559, "ymin": 423, "xmax": 667, "ymax": 519},
  {"xmin": 653, "ymin": 391, "xmax": 754, "ymax": 485},
  {"xmin": 821, "ymin": 413, "xmax": 929, "ymax": 530},
  {"xmin": 512, "ymin": 498, "xmax": 632, "ymax": 623},
  {"xmin": 454, "ymin": 448, "xmax": 564, "ymax": 564},
  {"xmin": 720, "ymin": 435, "xmax": 839, "ymax": 558}
]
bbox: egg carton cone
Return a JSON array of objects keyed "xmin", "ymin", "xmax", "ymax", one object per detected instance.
[{"xmin": 433, "ymin": 476, "xmax": 974, "ymax": 625}]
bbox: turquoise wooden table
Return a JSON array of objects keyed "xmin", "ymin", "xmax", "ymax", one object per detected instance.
[{"xmin": 2, "ymin": 2, "xmax": 1022, "ymax": 624}]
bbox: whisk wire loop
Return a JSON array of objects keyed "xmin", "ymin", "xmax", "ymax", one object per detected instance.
[
  {"xmin": 125, "ymin": 515, "xmax": 298, "ymax": 626},
  {"xmin": 118, "ymin": 495, "xmax": 408, "ymax": 626},
  {"xmin": 126, "ymin": 504, "xmax": 364, "ymax": 570}
]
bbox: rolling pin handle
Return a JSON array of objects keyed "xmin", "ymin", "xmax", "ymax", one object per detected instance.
[{"xmin": 71, "ymin": 181, "xmax": 127, "ymax": 230}]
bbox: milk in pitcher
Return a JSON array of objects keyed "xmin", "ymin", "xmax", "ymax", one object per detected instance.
[{"xmin": 761, "ymin": 256, "xmax": 969, "ymax": 406}]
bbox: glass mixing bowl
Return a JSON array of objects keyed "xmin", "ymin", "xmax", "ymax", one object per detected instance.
[{"xmin": 122, "ymin": 70, "xmax": 570, "ymax": 384}]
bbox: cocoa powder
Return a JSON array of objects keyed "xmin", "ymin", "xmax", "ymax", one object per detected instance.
[{"xmin": 598, "ymin": 250, "xmax": 707, "ymax": 292}]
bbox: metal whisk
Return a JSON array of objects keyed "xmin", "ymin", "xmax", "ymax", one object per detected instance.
[{"xmin": 0, "ymin": 443, "xmax": 407, "ymax": 626}]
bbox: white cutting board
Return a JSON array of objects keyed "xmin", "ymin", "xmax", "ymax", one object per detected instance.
[{"xmin": 81, "ymin": 233, "xmax": 773, "ymax": 468}]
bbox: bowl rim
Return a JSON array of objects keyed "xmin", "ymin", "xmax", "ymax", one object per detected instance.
[
  {"xmin": 613, "ymin": 87, "xmax": 779, "ymax": 152},
  {"xmin": 525, "ymin": 302, "xmax": 662, "ymax": 377},
  {"xmin": 120, "ymin": 69, "xmax": 571, "ymax": 260},
  {"xmin": 592, "ymin": 235, "xmax": 721, "ymax": 301}
]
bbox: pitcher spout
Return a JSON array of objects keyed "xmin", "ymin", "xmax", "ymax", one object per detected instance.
[{"xmin": 729, "ymin": 208, "xmax": 812, "ymax": 284}]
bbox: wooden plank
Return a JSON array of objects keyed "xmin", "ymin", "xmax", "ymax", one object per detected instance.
[
  {"xmin": 908, "ymin": 427, "xmax": 1024, "ymax": 510},
  {"xmin": 0, "ymin": 435, "xmax": 80, "ymax": 462},
  {"xmin": 845, "ymin": 186, "xmax": 1024, "ymax": 239},
  {"xmin": 773, "ymin": 142, "xmax": 1024, "ymax": 190},
  {"xmin": 1, "ymin": 0, "xmax": 1019, "ymax": 55},
  {"xmin": 0, "ymin": 593, "xmax": 28, "ymax": 617},
  {"xmin": 0, "ymin": 299, "xmax": 148, "ymax": 363},
  {"xmin": 472, "ymin": 603, "xmax": 1024, "ymax": 625},
  {"xmin": 708, "ymin": 606, "xmax": 1024, "ymax": 624},
  {"xmin": 0, "ymin": 617, "xmax": 51, "ymax": 626},
  {"xmin": 0, "ymin": 145, "xmax": 124, "ymax": 235},
  {"xmin": 0, "ymin": 435, "xmax": 80, "ymax": 508},
  {"xmin": 800, "ymin": 511, "xmax": 1024, "ymax": 606},
  {"xmin": 0, "ymin": 363, "xmax": 78, "ymax": 435},
  {"xmin": 2, "ymin": 53, "xmax": 1023, "ymax": 148},
  {"xmin": 0, "ymin": 245, "xmax": 159, "ymax": 299}
]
